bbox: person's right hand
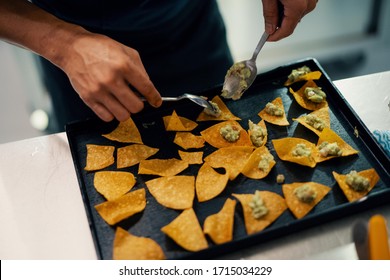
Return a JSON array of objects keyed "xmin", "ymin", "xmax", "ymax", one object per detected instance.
[
  {"xmin": 262, "ymin": 0, "xmax": 317, "ymax": 41},
  {"xmin": 60, "ymin": 31, "xmax": 162, "ymax": 122}
]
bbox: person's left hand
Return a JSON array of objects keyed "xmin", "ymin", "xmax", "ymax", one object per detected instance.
[
  {"xmin": 262, "ymin": 0, "xmax": 317, "ymax": 41},
  {"xmin": 60, "ymin": 31, "xmax": 162, "ymax": 122}
]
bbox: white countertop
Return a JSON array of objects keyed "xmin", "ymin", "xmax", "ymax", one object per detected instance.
[{"xmin": 1, "ymin": 71, "xmax": 389, "ymax": 260}]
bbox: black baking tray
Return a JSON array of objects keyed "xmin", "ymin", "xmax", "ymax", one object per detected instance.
[{"xmin": 66, "ymin": 58, "xmax": 390, "ymax": 260}]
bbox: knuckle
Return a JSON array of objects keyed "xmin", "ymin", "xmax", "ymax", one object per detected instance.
[
  {"xmin": 128, "ymin": 48, "xmax": 140, "ymax": 58},
  {"xmin": 116, "ymin": 111, "xmax": 130, "ymax": 122},
  {"xmin": 90, "ymin": 103, "xmax": 114, "ymax": 122},
  {"xmin": 100, "ymin": 72, "xmax": 117, "ymax": 86},
  {"xmin": 80, "ymin": 92, "xmax": 95, "ymax": 104},
  {"xmin": 141, "ymin": 82, "xmax": 155, "ymax": 96},
  {"xmin": 132, "ymin": 101, "xmax": 144, "ymax": 113}
]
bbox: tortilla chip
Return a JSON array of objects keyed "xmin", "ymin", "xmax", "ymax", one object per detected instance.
[
  {"xmin": 332, "ymin": 169, "xmax": 380, "ymax": 202},
  {"xmin": 289, "ymin": 80, "xmax": 328, "ymax": 111},
  {"xmin": 113, "ymin": 227, "xmax": 166, "ymax": 260},
  {"xmin": 163, "ymin": 110, "xmax": 198, "ymax": 131},
  {"xmin": 314, "ymin": 127, "xmax": 359, "ymax": 163},
  {"xmin": 203, "ymin": 198, "xmax": 236, "ymax": 244},
  {"xmin": 196, "ymin": 95, "xmax": 240, "ymax": 121},
  {"xmin": 200, "ymin": 120, "xmax": 252, "ymax": 148},
  {"xmin": 145, "ymin": 176, "xmax": 195, "ymax": 210},
  {"xmin": 85, "ymin": 144, "xmax": 115, "ymax": 171},
  {"xmin": 94, "ymin": 188, "xmax": 146, "ymax": 225},
  {"xmin": 233, "ymin": 191, "xmax": 287, "ymax": 235},
  {"xmin": 258, "ymin": 97, "xmax": 289, "ymax": 126},
  {"xmin": 204, "ymin": 146, "xmax": 254, "ymax": 180},
  {"xmin": 293, "ymin": 107, "xmax": 330, "ymax": 136},
  {"xmin": 102, "ymin": 118, "xmax": 143, "ymax": 144},
  {"xmin": 138, "ymin": 158, "xmax": 189, "ymax": 176},
  {"xmin": 282, "ymin": 182, "xmax": 331, "ymax": 219},
  {"xmin": 94, "ymin": 171, "xmax": 136, "ymax": 201},
  {"xmin": 161, "ymin": 208, "xmax": 208, "ymax": 252},
  {"xmin": 284, "ymin": 70, "xmax": 322, "ymax": 86},
  {"xmin": 178, "ymin": 150, "xmax": 203, "ymax": 165},
  {"xmin": 173, "ymin": 132, "xmax": 205, "ymax": 150},
  {"xmin": 241, "ymin": 146, "xmax": 276, "ymax": 179},
  {"xmin": 272, "ymin": 137, "xmax": 317, "ymax": 168},
  {"xmin": 248, "ymin": 119, "xmax": 268, "ymax": 147},
  {"xmin": 196, "ymin": 162, "xmax": 229, "ymax": 202},
  {"xmin": 117, "ymin": 144, "xmax": 159, "ymax": 168}
]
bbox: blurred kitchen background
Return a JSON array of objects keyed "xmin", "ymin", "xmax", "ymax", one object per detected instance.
[{"xmin": 0, "ymin": 0, "xmax": 389, "ymax": 144}]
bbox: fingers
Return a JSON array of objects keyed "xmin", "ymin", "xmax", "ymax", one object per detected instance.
[
  {"xmin": 89, "ymin": 102, "xmax": 115, "ymax": 122},
  {"xmin": 86, "ymin": 86, "xmax": 144, "ymax": 123},
  {"xmin": 262, "ymin": 0, "xmax": 281, "ymax": 35},
  {"xmin": 123, "ymin": 48, "xmax": 162, "ymax": 108},
  {"xmin": 268, "ymin": 15, "xmax": 299, "ymax": 41},
  {"xmin": 262, "ymin": 0, "xmax": 317, "ymax": 41},
  {"xmin": 70, "ymin": 39, "xmax": 162, "ymax": 123}
]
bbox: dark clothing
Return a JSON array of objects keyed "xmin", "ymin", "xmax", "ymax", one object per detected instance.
[{"xmin": 32, "ymin": 0, "xmax": 233, "ymax": 132}]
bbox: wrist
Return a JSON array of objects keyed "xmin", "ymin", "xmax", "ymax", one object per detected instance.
[{"xmin": 41, "ymin": 23, "xmax": 90, "ymax": 71}]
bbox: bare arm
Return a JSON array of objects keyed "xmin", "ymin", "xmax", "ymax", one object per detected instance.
[
  {"xmin": 261, "ymin": 0, "xmax": 317, "ymax": 41},
  {"xmin": 0, "ymin": 0, "xmax": 162, "ymax": 122}
]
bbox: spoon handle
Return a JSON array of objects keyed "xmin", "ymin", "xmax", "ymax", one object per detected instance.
[
  {"xmin": 250, "ymin": 31, "xmax": 269, "ymax": 61},
  {"xmin": 251, "ymin": 1, "xmax": 284, "ymax": 62}
]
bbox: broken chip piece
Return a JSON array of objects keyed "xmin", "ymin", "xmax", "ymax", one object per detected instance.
[
  {"xmin": 102, "ymin": 118, "xmax": 143, "ymax": 144},
  {"xmin": 178, "ymin": 150, "xmax": 203, "ymax": 165},
  {"xmin": 284, "ymin": 66, "xmax": 322, "ymax": 86},
  {"xmin": 146, "ymin": 175, "xmax": 195, "ymax": 210},
  {"xmin": 293, "ymin": 107, "xmax": 330, "ymax": 136},
  {"xmin": 289, "ymin": 80, "xmax": 328, "ymax": 111},
  {"xmin": 173, "ymin": 132, "xmax": 205, "ymax": 150},
  {"xmin": 113, "ymin": 227, "xmax": 166, "ymax": 260},
  {"xmin": 241, "ymin": 146, "xmax": 276, "ymax": 179},
  {"xmin": 200, "ymin": 120, "xmax": 252, "ymax": 149},
  {"xmin": 203, "ymin": 198, "xmax": 236, "ymax": 244},
  {"xmin": 196, "ymin": 162, "xmax": 229, "ymax": 202},
  {"xmin": 161, "ymin": 208, "xmax": 208, "ymax": 252},
  {"xmin": 282, "ymin": 181, "xmax": 331, "ymax": 219},
  {"xmin": 138, "ymin": 158, "xmax": 189, "ymax": 176},
  {"xmin": 248, "ymin": 119, "xmax": 268, "ymax": 147},
  {"xmin": 332, "ymin": 168, "xmax": 380, "ymax": 202},
  {"xmin": 196, "ymin": 95, "xmax": 240, "ymax": 121},
  {"xmin": 94, "ymin": 171, "xmax": 136, "ymax": 201},
  {"xmin": 117, "ymin": 144, "xmax": 159, "ymax": 169},
  {"xmin": 204, "ymin": 146, "xmax": 254, "ymax": 180},
  {"xmin": 94, "ymin": 188, "xmax": 146, "ymax": 225},
  {"xmin": 285, "ymin": 66, "xmax": 312, "ymax": 85},
  {"xmin": 233, "ymin": 191, "xmax": 287, "ymax": 235},
  {"xmin": 85, "ymin": 144, "xmax": 115, "ymax": 171},
  {"xmin": 272, "ymin": 137, "xmax": 317, "ymax": 168},
  {"xmin": 314, "ymin": 127, "xmax": 359, "ymax": 163},
  {"xmin": 258, "ymin": 97, "xmax": 289, "ymax": 126},
  {"xmin": 163, "ymin": 110, "xmax": 198, "ymax": 131}
]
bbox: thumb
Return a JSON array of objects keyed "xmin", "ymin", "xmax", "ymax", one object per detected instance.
[{"xmin": 262, "ymin": 0, "xmax": 284, "ymax": 34}]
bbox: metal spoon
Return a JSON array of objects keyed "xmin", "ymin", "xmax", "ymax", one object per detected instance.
[
  {"xmin": 221, "ymin": 31, "xmax": 269, "ymax": 100},
  {"xmin": 140, "ymin": 93, "xmax": 216, "ymax": 112},
  {"xmin": 222, "ymin": 2, "xmax": 284, "ymax": 100}
]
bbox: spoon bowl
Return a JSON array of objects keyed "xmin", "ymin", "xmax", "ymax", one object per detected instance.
[{"xmin": 221, "ymin": 31, "xmax": 269, "ymax": 100}]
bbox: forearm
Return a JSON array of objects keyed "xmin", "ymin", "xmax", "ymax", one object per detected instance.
[
  {"xmin": 0, "ymin": 0, "xmax": 163, "ymax": 122},
  {"xmin": 0, "ymin": 0, "xmax": 88, "ymax": 69}
]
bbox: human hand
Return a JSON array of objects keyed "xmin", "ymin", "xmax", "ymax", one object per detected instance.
[
  {"xmin": 261, "ymin": 0, "xmax": 317, "ymax": 41},
  {"xmin": 60, "ymin": 32, "xmax": 162, "ymax": 122}
]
